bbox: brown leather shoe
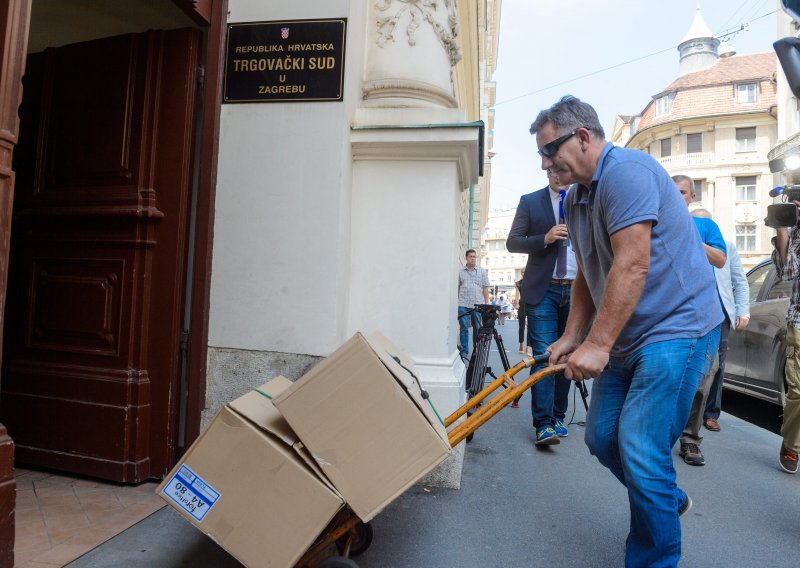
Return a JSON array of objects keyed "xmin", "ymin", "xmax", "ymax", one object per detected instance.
[{"xmin": 704, "ymin": 418, "xmax": 720, "ymax": 432}]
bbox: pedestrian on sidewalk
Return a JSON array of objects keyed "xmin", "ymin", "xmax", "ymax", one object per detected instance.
[
  {"xmin": 498, "ymin": 295, "xmax": 512, "ymax": 325},
  {"xmin": 458, "ymin": 249, "xmax": 490, "ymax": 356},
  {"xmin": 673, "ymin": 177, "xmax": 727, "ymax": 468},
  {"xmin": 514, "ymin": 271, "xmax": 531, "ymax": 355},
  {"xmin": 535, "ymin": 95, "xmax": 722, "ymax": 567},
  {"xmin": 770, "ymin": 211, "xmax": 800, "ymax": 474},
  {"xmin": 507, "ymin": 169, "xmax": 575, "ymax": 446},
  {"xmin": 689, "ymin": 209, "xmax": 750, "ymax": 434}
]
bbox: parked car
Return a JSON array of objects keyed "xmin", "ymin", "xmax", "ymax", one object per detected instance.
[{"xmin": 724, "ymin": 258, "xmax": 789, "ymax": 406}]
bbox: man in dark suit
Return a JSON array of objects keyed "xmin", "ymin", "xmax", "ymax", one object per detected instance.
[{"xmin": 507, "ymin": 170, "xmax": 575, "ymax": 446}]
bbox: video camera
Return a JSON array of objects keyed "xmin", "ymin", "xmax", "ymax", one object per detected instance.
[{"xmin": 766, "ymin": 185, "xmax": 800, "ymax": 227}]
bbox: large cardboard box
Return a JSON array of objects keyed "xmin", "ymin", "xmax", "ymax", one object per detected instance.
[
  {"xmin": 157, "ymin": 377, "xmax": 344, "ymax": 568},
  {"xmin": 273, "ymin": 331, "xmax": 452, "ymax": 521}
]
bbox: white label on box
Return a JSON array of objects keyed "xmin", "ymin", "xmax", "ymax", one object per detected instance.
[{"xmin": 162, "ymin": 465, "xmax": 220, "ymax": 522}]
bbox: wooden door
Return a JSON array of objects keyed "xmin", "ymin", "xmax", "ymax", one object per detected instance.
[{"xmin": 1, "ymin": 28, "xmax": 201, "ymax": 482}]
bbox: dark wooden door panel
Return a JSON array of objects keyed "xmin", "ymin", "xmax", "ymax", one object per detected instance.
[
  {"xmin": 44, "ymin": 37, "xmax": 148, "ymax": 192},
  {"xmin": 27, "ymin": 257, "xmax": 124, "ymax": 355},
  {"xmin": 1, "ymin": 29, "xmax": 200, "ymax": 482},
  {"xmin": 13, "ymin": 36, "xmax": 150, "ymax": 206}
]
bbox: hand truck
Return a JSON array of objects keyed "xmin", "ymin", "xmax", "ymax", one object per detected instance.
[{"xmin": 294, "ymin": 354, "xmax": 567, "ymax": 568}]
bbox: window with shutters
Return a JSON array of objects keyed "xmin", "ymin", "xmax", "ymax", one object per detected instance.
[{"xmin": 686, "ymin": 133, "xmax": 702, "ymax": 153}]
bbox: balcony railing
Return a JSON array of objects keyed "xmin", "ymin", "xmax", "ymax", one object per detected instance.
[{"xmin": 657, "ymin": 152, "xmax": 715, "ymax": 168}]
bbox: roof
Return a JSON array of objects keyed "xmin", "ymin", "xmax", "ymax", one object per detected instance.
[
  {"xmin": 680, "ymin": 8, "xmax": 715, "ymax": 44},
  {"xmin": 665, "ymin": 52, "xmax": 775, "ymax": 90},
  {"xmin": 634, "ymin": 52, "xmax": 776, "ymax": 133}
]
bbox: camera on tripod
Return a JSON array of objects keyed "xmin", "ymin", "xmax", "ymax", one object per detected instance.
[
  {"xmin": 766, "ymin": 185, "xmax": 800, "ymax": 228},
  {"xmin": 474, "ymin": 303, "xmax": 500, "ymax": 324}
]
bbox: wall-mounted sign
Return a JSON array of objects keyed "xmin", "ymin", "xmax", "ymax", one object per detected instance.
[{"xmin": 224, "ymin": 19, "xmax": 347, "ymax": 103}]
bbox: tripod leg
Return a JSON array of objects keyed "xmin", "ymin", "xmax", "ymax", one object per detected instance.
[
  {"xmin": 494, "ymin": 329, "xmax": 511, "ymax": 372},
  {"xmin": 466, "ymin": 330, "xmax": 491, "ymax": 398}
]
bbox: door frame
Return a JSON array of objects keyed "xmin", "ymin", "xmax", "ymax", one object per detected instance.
[
  {"xmin": 0, "ymin": 0, "xmax": 33, "ymax": 563},
  {"xmin": 182, "ymin": 0, "xmax": 226, "ymax": 449}
]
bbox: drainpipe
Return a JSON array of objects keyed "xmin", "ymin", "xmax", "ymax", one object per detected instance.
[{"xmin": 467, "ymin": 183, "xmax": 475, "ymax": 248}]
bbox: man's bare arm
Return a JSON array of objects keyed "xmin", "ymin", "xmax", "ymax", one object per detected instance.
[
  {"xmin": 561, "ymin": 270, "xmax": 595, "ymax": 344},
  {"xmin": 564, "ymin": 221, "xmax": 651, "ymax": 380},
  {"xmin": 547, "ymin": 269, "xmax": 595, "ymax": 365},
  {"xmin": 776, "ymin": 227, "xmax": 790, "ymax": 266},
  {"xmin": 703, "ymin": 243, "xmax": 726, "ymax": 269}
]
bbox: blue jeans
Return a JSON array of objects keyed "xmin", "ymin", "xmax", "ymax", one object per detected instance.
[
  {"xmin": 704, "ymin": 317, "xmax": 731, "ymax": 420},
  {"xmin": 585, "ymin": 326, "xmax": 720, "ymax": 568},
  {"xmin": 458, "ymin": 306, "xmax": 482, "ymax": 355},
  {"xmin": 527, "ymin": 282, "xmax": 572, "ymax": 428}
]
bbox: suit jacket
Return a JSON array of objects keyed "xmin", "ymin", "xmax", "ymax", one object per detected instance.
[{"xmin": 506, "ymin": 186, "xmax": 560, "ymax": 306}]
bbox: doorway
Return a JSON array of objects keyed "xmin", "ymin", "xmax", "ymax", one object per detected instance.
[{"xmin": 1, "ymin": 28, "xmax": 201, "ymax": 483}]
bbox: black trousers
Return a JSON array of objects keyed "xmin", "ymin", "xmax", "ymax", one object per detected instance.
[{"xmin": 518, "ymin": 302, "xmax": 528, "ymax": 345}]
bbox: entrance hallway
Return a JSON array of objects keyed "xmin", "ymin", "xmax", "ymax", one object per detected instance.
[{"xmin": 14, "ymin": 467, "xmax": 163, "ymax": 567}]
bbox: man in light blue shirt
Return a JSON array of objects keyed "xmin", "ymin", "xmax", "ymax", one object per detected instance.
[{"xmin": 532, "ymin": 95, "xmax": 722, "ymax": 568}]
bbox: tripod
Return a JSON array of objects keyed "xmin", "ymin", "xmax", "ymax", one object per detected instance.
[{"xmin": 461, "ymin": 304, "xmax": 509, "ymax": 398}]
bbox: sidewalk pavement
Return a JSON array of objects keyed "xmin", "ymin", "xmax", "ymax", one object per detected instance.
[{"xmin": 68, "ymin": 322, "xmax": 800, "ymax": 567}]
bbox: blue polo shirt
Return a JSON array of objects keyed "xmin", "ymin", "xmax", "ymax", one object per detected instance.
[
  {"xmin": 565, "ymin": 143, "xmax": 723, "ymax": 357},
  {"xmin": 693, "ymin": 217, "xmax": 726, "ymax": 256}
]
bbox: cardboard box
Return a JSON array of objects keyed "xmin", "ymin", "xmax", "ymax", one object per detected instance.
[
  {"xmin": 157, "ymin": 377, "xmax": 344, "ymax": 568},
  {"xmin": 273, "ymin": 331, "xmax": 452, "ymax": 521}
]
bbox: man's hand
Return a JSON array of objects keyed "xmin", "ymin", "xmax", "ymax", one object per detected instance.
[
  {"xmin": 544, "ymin": 224, "xmax": 569, "ymax": 245},
  {"xmin": 735, "ymin": 315, "xmax": 750, "ymax": 331},
  {"xmin": 561, "ymin": 340, "xmax": 609, "ymax": 381},
  {"xmin": 547, "ymin": 334, "xmax": 581, "ymax": 365}
]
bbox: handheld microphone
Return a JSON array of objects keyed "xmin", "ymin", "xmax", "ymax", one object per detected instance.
[
  {"xmin": 770, "ymin": 186, "xmax": 785, "ymax": 198},
  {"xmin": 558, "ymin": 189, "xmax": 569, "ymax": 247}
]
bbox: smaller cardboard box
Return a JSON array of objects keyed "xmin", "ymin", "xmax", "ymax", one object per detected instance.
[
  {"xmin": 157, "ymin": 377, "xmax": 344, "ymax": 568},
  {"xmin": 273, "ymin": 331, "xmax": 452, "ymax": 521}
]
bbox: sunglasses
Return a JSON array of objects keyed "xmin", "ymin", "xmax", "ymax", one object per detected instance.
[{"xmin": 538, "ymin": 129, "xmax": 579, "ymax": 158}]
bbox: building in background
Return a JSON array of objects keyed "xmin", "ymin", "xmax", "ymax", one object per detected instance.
[
  {"xmin": 483, "ymin": 209, "xmax": 527, "ymax": 304},
  {"xmin": 612, "ymin": 7, "xmax": 777, "ymax": 268},
  {"xmin": 462, "ymin": 1, "xmax": 500, "ymax": 251},
  {"xmin": 768, "ymin": 7, "xmax": 800, "ymax": 192}
]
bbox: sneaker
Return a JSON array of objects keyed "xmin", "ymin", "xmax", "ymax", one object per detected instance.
[
  {"xmin": 525, "ymin": 346, "xmax": 533, "ymax": 356},
  {"xmin": 553, "ymin": 419, "xmax": 569, "ymax": 437},
  {"xmin": 535, "ymin": 426, "xmax": 560, "ymax": 446},
  {"xmin": 779, "ymin": 445, "xmax": 798, "ymax": 474},
  {"xmin": 703, "ymin": 418, "xmax": 720, "ymax": 432},
  {"xmin": 510, "ymin": 401, "xmax": 520, "ymax": 409},
  {"xmin": 678, "ymin": 490, "xmax": 693, "ymax": 517},
  {"xmin": 679, "ymin": 442, "xmax": 705, "ymax": 466}
]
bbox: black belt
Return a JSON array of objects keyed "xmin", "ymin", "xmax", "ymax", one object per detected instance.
[{"xmin": 551, "ymin": 278, "xmax": 573, "ymax": 286}]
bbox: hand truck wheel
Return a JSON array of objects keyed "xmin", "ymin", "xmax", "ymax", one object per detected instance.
[{"xmin": 335, "ymin": 520, "xmax": 373, "ymax": 557}]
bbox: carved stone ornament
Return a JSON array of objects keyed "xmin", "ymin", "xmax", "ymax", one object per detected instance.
[{"xmin": 374, "ymin": 0, "xmax": 463, "ymax": 66}]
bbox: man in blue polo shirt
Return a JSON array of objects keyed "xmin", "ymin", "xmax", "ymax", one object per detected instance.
[
  {"xmin": 531, "ymin": 96, "xmax": 722, "ymax": 568},
  {"xmin": 673, "ymin": 174, "xmax": 726, "ymax": 468}
]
